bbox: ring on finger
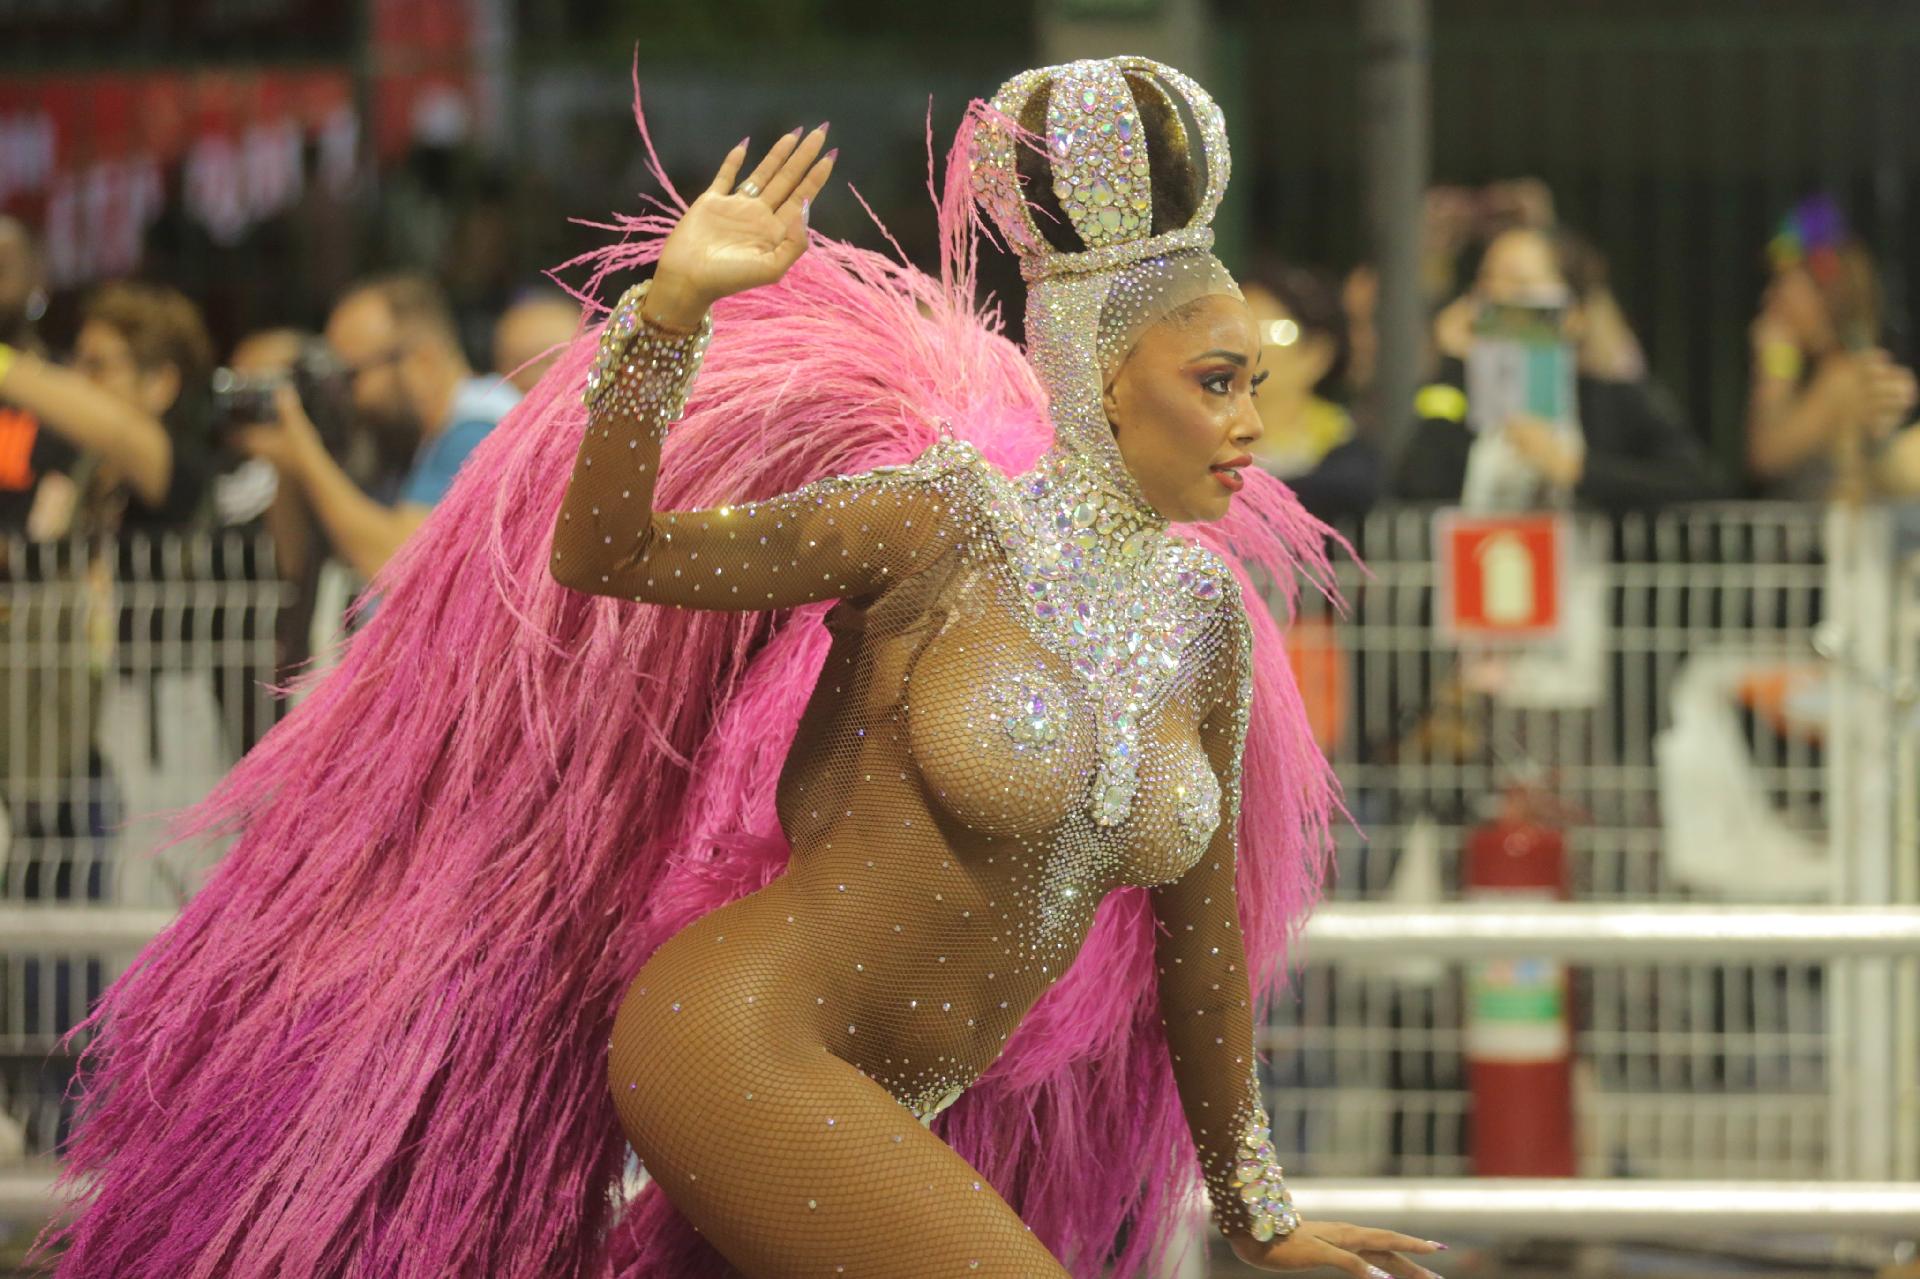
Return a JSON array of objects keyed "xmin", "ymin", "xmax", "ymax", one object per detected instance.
[{"xmin": 735, "ymin": 179, "xmax": 762, "ymax": 199}]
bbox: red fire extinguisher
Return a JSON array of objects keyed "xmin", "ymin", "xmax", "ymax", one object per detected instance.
[{"xmin": 1464, "ymin": 783, "xmax": 1576, "ymax": 1177}]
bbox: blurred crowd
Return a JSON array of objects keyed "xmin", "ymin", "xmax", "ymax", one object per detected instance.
[
  {"xmin": 0, "ymin": 210, "xmax": 580, "ymax": 681},
  {"xmin": 1, "ymin": 173, "xmax": 1917, "ymax": 689},
  {"xmin": 1257, "ymin": 180, "xmax": 1920, "ymax": 523}
]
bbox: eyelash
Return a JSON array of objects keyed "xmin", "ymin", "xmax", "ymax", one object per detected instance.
[{"xmin": 1203, "ymin": 370, "xmax": 1270, "ymax": 395}]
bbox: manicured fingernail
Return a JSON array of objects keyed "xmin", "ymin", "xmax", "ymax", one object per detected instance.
[
  {"xmin": 826, "ymin": 147, "xmax": 839, "ymax": 161},
  {"xmin": 818, "ymin": 120, "xmax": 831, "ymax": 134},
  {"xmin": 1368, "ymin": 1267, "xmax": 1393, "ymax": 1279},
  {"xmin": 787, "ymin": 126, "xmax": 804, "ymax": 138},
  {"xmin": 737, "ymin": 136, "xmax": 750, "ymax": 151},
  {"xmin": 1428, "ymin": 1241, "xmax": 1448, "ymax": 1250}
]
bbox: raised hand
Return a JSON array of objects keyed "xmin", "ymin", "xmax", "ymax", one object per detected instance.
[{"xmin": 643, "ymin": 125, "xmax": 837, "ymax": 332}]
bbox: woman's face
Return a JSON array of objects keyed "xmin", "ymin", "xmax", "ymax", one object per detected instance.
[
  {"xmin": 1476, "ymin": 228, "xmax": 1586, "ymax": 341},
  {"xmin": 73, "ymin": 321, "xmax": 179, "ymax": 419},
  {"xmin": 1102, "ymin": 292, "xmax": 1266, "ymax": 524},
  {"xmin": 1765, "ymin": 264, "xmax": 1838, "ymax": 354}
]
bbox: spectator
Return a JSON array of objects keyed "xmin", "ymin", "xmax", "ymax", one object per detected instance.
[
  {"xmin": 0, "ymin": 280, "xmax": 215, "ymax": 535},
  {"xmin": 233, "ymin": 274, "xmax": 518, "ymax": 590},
  {"xmin": 0, "ymin": 216, "xmax": 78, "ymax": 538},
  {"xmin": 1433, "ymin": 224, "xmax": 1647, "ymax": 382},
  {"xmin": 1396, "ymin": 225, "xmax": 1724, "ymax": 512},
  {"xmin": 218, "ymin": 326, "xmax": 383, "ymax": 675},
  {"xmin": 1241, "ymin": 265, "xmax": 1381, "ymax": 523},
  {"xmin": 492, "ymin": 289, "xmax": 581, "ymax": 394},
  {"xmin": 1745, "ymin": 195, "xmax": 1917, "ymax": 501}
]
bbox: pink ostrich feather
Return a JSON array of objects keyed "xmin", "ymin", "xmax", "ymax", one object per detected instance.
[{"xmin": 31, "ymin": 88, "xmax": 1339, "ymax": 1279}]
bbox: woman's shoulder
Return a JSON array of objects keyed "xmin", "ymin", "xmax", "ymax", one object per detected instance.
[{"xmin": 852, "ymin": 437, "xmax": 994, "ymax": 487}]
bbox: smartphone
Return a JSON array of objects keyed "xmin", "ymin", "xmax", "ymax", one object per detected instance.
[{"xmin": 1465, "ymin": 299, "xmax": 1578, "ymax": 435}]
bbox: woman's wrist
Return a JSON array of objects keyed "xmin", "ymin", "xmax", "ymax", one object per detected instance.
[
  {"xmin": 584, "ymin": 280, "xmax": 714, "ymax": 428},
  {"xmin": 1756, "ymin": 340, "xmax": 1804, "ymax": 383},
  {"xmin": 640, "ymin": 274, "xmax": 713, "ymax": 335}
]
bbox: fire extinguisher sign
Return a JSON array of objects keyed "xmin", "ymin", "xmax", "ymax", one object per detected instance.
[{"xmin": 1434, "ymin": 510, "xmax": 1569, "ymax": 645}]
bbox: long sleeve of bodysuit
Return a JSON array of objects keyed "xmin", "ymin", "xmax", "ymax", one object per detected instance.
[
  {"xmin": 1148, "ymin": 604, "xmax": 1301, "ymax": 1246},
  {"xmin": 549, "ymin": 282, "xmax": 957, "ymax": 609}
]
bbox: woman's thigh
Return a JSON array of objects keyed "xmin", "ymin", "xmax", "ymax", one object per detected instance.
[{"xmin": 609, "ymin": 983, "xmax": 1069, "ymax": 1278}]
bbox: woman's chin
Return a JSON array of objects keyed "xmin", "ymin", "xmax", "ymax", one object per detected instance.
[{"xmin": 1195, "ymin": 483, "xmax": 1237, "ymax": 522}]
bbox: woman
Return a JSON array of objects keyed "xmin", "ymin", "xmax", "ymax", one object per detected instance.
[
  {"xmin": 1399, "ymin": 225, "xmax": 1723, "ymax": 512},
  {"xmin": 1745, "ymin": 194, "xmax": 1917, "ymax": 500},
  {"xmin": 0, "ymin": 280, "xmax": 214, "ymax": 536},
  {"xmin": 36, "ymin": 60, "xmax": 1437, "ymax": 1279}
]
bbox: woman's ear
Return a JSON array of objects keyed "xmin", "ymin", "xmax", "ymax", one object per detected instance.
[{"xmin": 1102, "ymin": 370, "xmax": 1123, "ymax": 437}]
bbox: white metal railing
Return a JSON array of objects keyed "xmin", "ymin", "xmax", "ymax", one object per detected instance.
[
  {"xmin": 1300, "ymin": 903, "xmax": 1920, "ymax": 960},
  {"xmin": 1255, "ymin": 502, "xmax": 1919, "ymax": 1195},
  {"xmin": 2, "ymin": 529, "xmax": 289, "ymax": 1177},
  {"xmin": 9, "ymin": 901, "xmax": 1920, "ymax": 960},
  {"xmin": 1286, "ymin": 1179, "xmax": 1920, "ymax": 1236}
]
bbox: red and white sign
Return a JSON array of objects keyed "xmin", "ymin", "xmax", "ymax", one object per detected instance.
[{"xmin": 1435, "ymin": 510, "xmax": 1568, "ymax": 643}]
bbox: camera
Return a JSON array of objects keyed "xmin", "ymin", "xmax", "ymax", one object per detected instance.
[{"xmin": 210, "ymin": 340, "xmax": 351, "ymax": 452}]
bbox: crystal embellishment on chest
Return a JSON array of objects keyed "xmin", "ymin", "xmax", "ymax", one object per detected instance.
[
  {"xmin": 973, "ymin": 452, "xmax": 1231, "ymax": 828},
  {"xmin": 990, "ymin": 672, "xmax": 1068, "ymax": 751},
  {"xmin": 1172, "ymin": 752, "xmax": 1223, "ymax": 842}
]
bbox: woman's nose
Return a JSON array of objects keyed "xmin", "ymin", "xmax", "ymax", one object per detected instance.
[{"xmin": 1234, "ymin": 398, "xmax": 1265, "ymax": 446}]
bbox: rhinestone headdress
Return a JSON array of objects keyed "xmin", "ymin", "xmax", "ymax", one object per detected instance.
[{"xmin": 969, "ymin": 56, "xmax": 1241, "ymax": 521}]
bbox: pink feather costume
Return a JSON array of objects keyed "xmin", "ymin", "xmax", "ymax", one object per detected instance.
[{"xmin": 32, "ymin": 61, "xmax": 1338, "ymax": 1279}]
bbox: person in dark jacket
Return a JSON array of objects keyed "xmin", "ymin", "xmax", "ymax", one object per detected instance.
[{"xmin": 1397, "ymin": 226, "xmax": 1724, "ymax": 511}]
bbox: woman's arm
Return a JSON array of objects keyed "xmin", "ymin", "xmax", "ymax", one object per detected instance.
[
  {"xmin": 1150, "ymin": 611, "xmax": 1446, "ymax": 1278},
  {"xmin": 0, "ymin": 347, "xmax": 172, "ymax": 508},
  {"xmin": 548, "ymin": 280, "xmax": 966, "ymax": 609},
  {"xmin": 1147, "ymin": 604, "xmax": 1298, "ymax": 1247},
  {"xmin": 545, "ymin": 125, "xmax": 970, "ymax": 610}
]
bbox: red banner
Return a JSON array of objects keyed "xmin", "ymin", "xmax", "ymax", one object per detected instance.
[
  {"xmin": 0, "ymin": 67, "xmax": 356, "ymax": 287},
  {"xmin": 370, "ymin": 0, "xmax": 480, "ymax": 161}
]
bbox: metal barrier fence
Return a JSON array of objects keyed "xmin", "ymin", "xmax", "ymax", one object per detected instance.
[
  {"xmin": 1, "ymin": 508, "xmax": 1916, "ymax": 1245},
  {"xmin": 0, "ymin": 531, "xmax": 288, "ymax": 1166},
  {"xmin": 1255, "ymin": 502, "xmax": 1919, "ymax": 1194}
]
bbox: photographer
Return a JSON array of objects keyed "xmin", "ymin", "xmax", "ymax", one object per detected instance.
[
  {"xmin": 1396, "ymin": 225, "xmax": 1725, "ymax": 512},
  {"xmin": 233, "ymin": 273, "xmax": 517, "ymax": 593},
  {"xmin": 0, "ymin": 280, "xmax": 215, "ymax": 534}
]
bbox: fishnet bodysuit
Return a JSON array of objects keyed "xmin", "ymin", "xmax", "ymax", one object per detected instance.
[{"xmin": 551, "ymin": 306, "xmax": 1277, "ymax": 1277}]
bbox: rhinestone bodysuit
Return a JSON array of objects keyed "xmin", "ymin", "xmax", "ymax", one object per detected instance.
[{"xmin": 559, "ymin": 273, "xmax": 1298, "ymax": 1276}]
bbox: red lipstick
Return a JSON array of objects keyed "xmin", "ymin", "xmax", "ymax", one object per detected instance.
[{"xmin": 1210, "ymin": 453, "xmax": 1252, "ymax": 493}]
